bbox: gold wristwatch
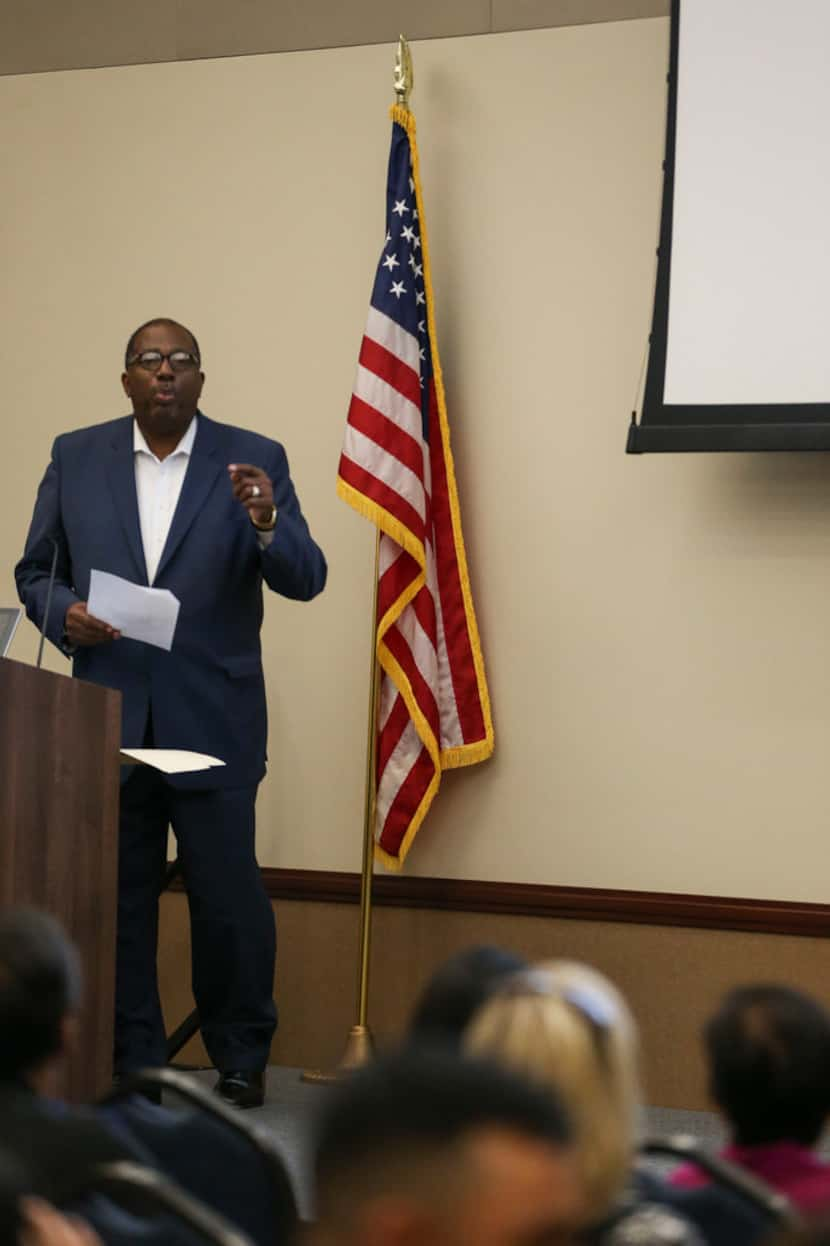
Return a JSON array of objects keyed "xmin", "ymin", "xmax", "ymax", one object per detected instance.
[{"xmin": 251, "ymin": 504, "xmax": 278, "ymax": 532}]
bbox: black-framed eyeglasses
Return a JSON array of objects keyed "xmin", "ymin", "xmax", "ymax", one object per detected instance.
[{"xmin": 126, "ymin": 349, "xmax": 201, "ymax": 373}]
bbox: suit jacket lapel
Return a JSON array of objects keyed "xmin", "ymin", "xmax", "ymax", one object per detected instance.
[
  {"xmin": 106, "ymin": 418, "xmax": 148, "ymax": 584},
  {"xmin": 154, "ymin": 413, "xmax": 224, "ymax": 583}
]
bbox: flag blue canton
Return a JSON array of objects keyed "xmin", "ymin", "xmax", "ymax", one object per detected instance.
[{"xmin": 370, "ymin": 122, "xmax": 433, "ymax": 418}]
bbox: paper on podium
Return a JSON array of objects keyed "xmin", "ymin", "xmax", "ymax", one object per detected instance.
[
  {"xmin": 88, "ymin": 570, "xmax": 180, "ymax": 651},
  {"xmin": 120, "ymin": 749, "xmax": 226, "ymax": 774}
]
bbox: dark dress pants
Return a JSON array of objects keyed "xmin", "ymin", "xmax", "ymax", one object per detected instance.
[{"xmin": 115, "ymin": 764, "xmax": 277, "ymax": 1074}]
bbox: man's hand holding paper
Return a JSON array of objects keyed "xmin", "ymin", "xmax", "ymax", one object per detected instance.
[
  {"xmin": 65, "ymin": 601, "xmax": 122, "ymax": 647},
  {"xmin": 86, "ymin": 569, "xmax": 180, "ymax": 651}
]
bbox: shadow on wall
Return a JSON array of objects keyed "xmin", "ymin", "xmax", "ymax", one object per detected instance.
[{"xmin": 686, "ymin": 452, "xmax": 830, "ymax": 558}]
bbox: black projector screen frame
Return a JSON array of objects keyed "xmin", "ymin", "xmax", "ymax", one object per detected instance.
[{"xmin": 627, "ymin": 0, "xmax": 830, "ymax": 454}]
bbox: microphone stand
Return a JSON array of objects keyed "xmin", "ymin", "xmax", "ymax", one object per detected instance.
[{"xmin": 36, "ymin": 538, "xmax": 59, "ymax": 669}]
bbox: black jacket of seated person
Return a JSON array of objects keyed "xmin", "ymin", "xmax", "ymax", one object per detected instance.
[
  {"xmin": 0, "ymin": 1080, "xmax": 143, "ymax": 1205},
  {"xmin": 97, "ymin": 1089, "xmax": 299, "ymax": 1246}
]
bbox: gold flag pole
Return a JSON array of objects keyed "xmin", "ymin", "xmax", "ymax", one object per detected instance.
[
  {"xmin": 301, "ymin": 533, "xmax": 379, "ymax": 1083},
  {"xmin": 341, "ymin": 527, "xmax": 382, "ymax": 1068},
  {"xmin": 301, "ymin": 39, "xmax": 413, "ymax": 1084}
]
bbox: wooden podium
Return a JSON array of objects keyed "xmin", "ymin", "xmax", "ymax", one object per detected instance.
[{"xmin": 0, "ymin": 658, "xmax": 122, "ymax": 1101}]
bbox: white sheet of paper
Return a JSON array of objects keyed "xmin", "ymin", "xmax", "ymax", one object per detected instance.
[
  {"xmin": 88, "ymin": 569, "xmax": 180, "ymax": 651},
  {"xmin": 119, "ymin": 749, "xmax": 226, "ymax": 774}
]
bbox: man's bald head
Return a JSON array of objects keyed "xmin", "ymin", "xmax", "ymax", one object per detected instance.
[{"xmin": 124, "ymin": 318, "xmax": 200, "ymax": 367}]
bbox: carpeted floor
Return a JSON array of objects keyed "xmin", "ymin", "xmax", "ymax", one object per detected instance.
[{"xmin": 181, "ymin": 1066, "xmax": 727, "ymax": 1218}]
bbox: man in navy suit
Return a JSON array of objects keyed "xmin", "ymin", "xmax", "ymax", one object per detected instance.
[{"xmin": 16, "ymin": 318, "xmax": 327, "ymax": 1107}]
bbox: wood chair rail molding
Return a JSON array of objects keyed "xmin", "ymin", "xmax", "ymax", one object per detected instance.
[{"xmin": 168, "ymin": 868, "xmax": 830, "ymax": 938}]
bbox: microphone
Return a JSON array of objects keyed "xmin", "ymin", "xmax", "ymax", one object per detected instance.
[{"xmin": 36, "ymin": 538, "xmax": 59, "ymax": 670}]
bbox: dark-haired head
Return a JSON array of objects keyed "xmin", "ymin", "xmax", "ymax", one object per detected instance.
[
  {"xmin": 312, "ymin": 1047, "xmax": 582, "ymax": 1246},
  {"xmin": 124, "ymin": 318, "xmax": 200, "ymax": 367},
  {"xmin": 705, "ymin": 984, "xmax": 830, "ymax": 1146},
  {"xmin": 407, "ymin": 945, "xmax": 528, "ymax": 1049},
  {"xmin": 0, "ymin": 909, "xmax": 81, "ymax": 1083}
]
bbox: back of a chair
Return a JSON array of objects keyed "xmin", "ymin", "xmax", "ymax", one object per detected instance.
[
  {"xmin": 640, "ymin": 1135, "xmax": 801, "ymax": 1246},
  {"xmin": 99, "ymin": 1070, "xmax": 298, "ymax": 1246},
  {"xmin": 62, "ymin": 1161, "xmax": 253, "ymax": 1246},
  {"xmin": 67, "ymin": 1190, "xmax": 203, "ymax": 1246}
]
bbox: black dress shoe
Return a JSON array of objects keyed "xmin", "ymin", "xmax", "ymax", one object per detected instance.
[{"xmin": 214, "ymin": 1070, "xmax": 265, "ymax": 1109}]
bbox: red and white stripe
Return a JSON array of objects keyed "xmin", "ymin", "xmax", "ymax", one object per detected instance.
[
  {"xmin": 339, "ymin": 296, "xmax": 490, "ymax": 863},
  {"xmin": 339, "ymin": 310, "xmax": 442, "ymax": 853}
]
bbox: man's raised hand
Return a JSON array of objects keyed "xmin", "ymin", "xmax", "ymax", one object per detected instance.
[{"xmin": 228, "ymin": 463, "xmax": 275, "ymax": 527}]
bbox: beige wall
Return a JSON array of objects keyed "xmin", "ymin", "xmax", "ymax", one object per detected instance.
[
  {"xmin": 3, "ymin": 19, "xmax": 829, "ymax": 901},
  {"xmin": 159, "ymin": 893, "xmax": 830, "ymax": 1107}
]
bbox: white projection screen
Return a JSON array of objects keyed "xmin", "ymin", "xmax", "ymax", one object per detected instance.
[{"xmin": 628, "ymin": 0, "xmax": 830, "ymax": 453}]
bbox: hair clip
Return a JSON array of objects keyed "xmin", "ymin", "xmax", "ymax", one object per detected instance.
[{"xmin": 562, "ymin": 984, "xmax": 618, "ymax": 1029}]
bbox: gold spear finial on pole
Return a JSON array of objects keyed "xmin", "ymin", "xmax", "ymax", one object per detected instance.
[{"xmin": 394, "ymin": 34, "xmax": 413, "ymax": 109}]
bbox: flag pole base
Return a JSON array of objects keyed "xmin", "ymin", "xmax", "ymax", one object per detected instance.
[{"xmin": 300, "ymin": 1025, "xmax": 375, "ymax": 1085}]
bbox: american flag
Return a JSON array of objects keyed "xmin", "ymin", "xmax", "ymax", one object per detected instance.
[{"xmin": 337, "ymin": 105, "xmax": 494, "ymax": 870}]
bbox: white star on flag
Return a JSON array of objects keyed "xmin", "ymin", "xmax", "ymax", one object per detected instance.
[
  {"xmin": 392, "ymin": 199, "xmax": 409, "ymax": 216},
  {"xmin": 401, "ymin": 225, "xmax": 415, "ymax": 242},
  {"xmin": 382, "ymin": 254, "xmax": 400, "ymax": 271},
  {"xmin": 390, "ymin": 281, "xmax": 407, "ymax": 298}
]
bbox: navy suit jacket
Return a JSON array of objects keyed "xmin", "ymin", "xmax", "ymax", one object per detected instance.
[{"xmin": 15, "ymin": 412, "xmax": 327, "ymax": 789}]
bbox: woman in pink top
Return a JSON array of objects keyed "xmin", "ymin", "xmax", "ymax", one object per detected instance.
[{"xmin": 671, "ymin": 984, "xmax": 830, "ymax": 1214}]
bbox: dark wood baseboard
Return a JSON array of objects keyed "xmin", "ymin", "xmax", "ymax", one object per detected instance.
[{"xmin": 168, "ymin": 865, "xmax": 830, "ymax": 938}]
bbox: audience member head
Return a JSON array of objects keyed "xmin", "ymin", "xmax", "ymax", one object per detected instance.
[
  {"xmin": 465, "ymin": 960, "xmax": 640, "ymax": 1220},
  {"xmin": 407, "ymin": 945, "xmax": 528, "ymax": 1049},
  {"xmin": 704, "ymin": 984, "xmax": 830, "ymax": 1147},
  {"xmin": 311, "ymin": 1047, "xmax": 583, "ymax": 1246},
  {"xmin": 0, "ymin": 909, "xmax": 82, "ymax": 1091}
]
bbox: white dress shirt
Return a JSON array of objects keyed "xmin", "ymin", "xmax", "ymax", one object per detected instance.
[
  {"xmin": 133, "ymin": 416, "xmax": 197, "ymax": 585},
  {"xmin": 133, "ymin": 415, "xmax": 274, "ymax": 585}
]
